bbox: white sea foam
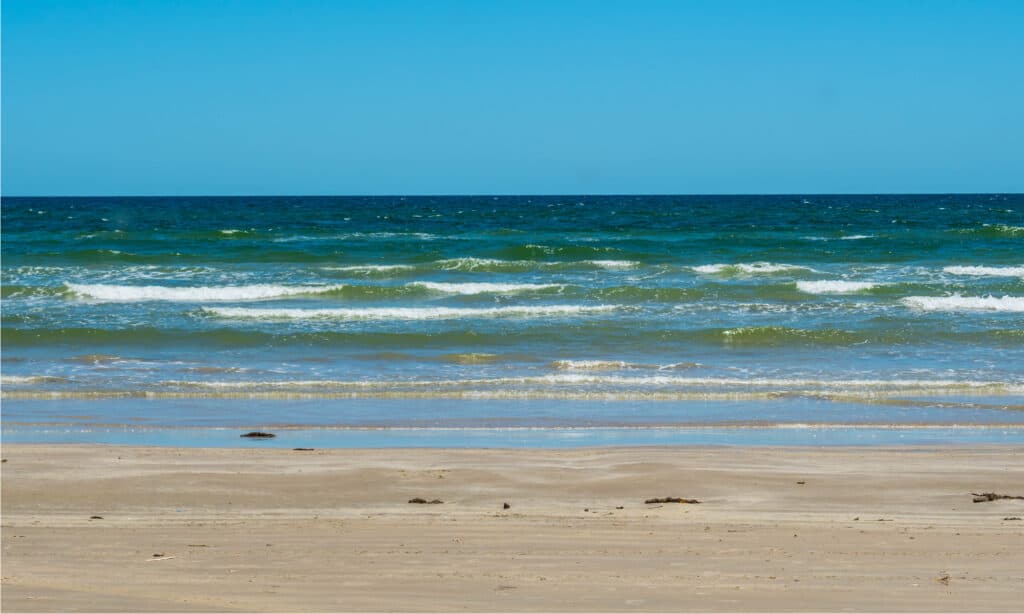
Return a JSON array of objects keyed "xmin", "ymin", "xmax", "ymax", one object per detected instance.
[
  {"xmin": 156, "ymin": 375, "xmax": 1021, "ymax": 392},
  {"xmin": 943, "ymin": 265, "xmax": 1024, "ymax": 278},
  {"xmin": 551, "ymin": 360, "xmax": 633, "ymax": 371},
  {"xmin": 273, "ymin": 232, "xmax": 438, "ymax": 243},
  {"xmin": 322, "ymin": 264, "xmax": 417, "ymax": 272},
  {"xmin": 796, "ymin": 280, "xmax": 880, "ymax": 294},
  {"xmin": 436, "ymin": 257, "xmax": 521, "ymax": 270},
  {"xmin": 803, "ymin": 234, "xmax": 874, "ymax": 241},
  {"xmin": 409, "ymin": 282, "xmax": 561, "ymax": 294},
  {"xmin": 690, "ymin": 262, "xmax": 818, "ymax": 275},
  {"xmin": 432, "ymin": 258, "xmax": 638, "ymax": 271},
  {"xmin": 901, "ymin": 295, "xmax": 1024, "ymax": 312},
  {"xmin": 66, "ymin": 283, "xmax": 344, "ymax": 302},
  {"xmin": 551, "ymin": 360, "xmax": 702, "ymax": 371},
  {"xmin": 203, "ymin": 305, "xmax": 619, "ymax": 320},
  {"xmin": 587, "ymin": 260, "xmax": 640, "ymax": 269}
]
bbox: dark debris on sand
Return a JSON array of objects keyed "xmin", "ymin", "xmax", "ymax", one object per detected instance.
[
  {"xmin": 971, "ymin": 492, "xmax": 1024, "ymax": 503},
  {"xmin": 645, "ymin": 497, "xmax": 701, "ymax": 504},
  {"xmin": 409, "ymin": 498, "xmax": 443, "ymax": 504}
]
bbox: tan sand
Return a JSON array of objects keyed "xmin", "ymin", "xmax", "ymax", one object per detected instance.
[{"xmin": 2, "ymin": 444, "xmax": 1023, "ymax": 612}]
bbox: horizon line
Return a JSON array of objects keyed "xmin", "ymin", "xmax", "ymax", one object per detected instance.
[{"xmin": 3, "ymin": 191, "xmax": 1022, "ymax": 199}]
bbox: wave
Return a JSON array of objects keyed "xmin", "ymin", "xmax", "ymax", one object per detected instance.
[
  {"xmin": 438, "ymin": 352, "xmax": 501, "ymax": 364},
  {"xmin": 589, "ymin": 260, "xmax": 640, "ymax": 269},
  {"xmin": 435, "ymin": 257, "xmax": 532, "ymax": 272},
  {"xmin": 201, "ymin": 304, "xmax": 620, "ymax": 320},
  {"xmin": 944, "ymin": 265, "xmax": 1024, "ymax": 278},
  {"xmin": 322, "ymin": 264, "xmax": 417, "ymax": 273},
  {"xmin": 720, "ymin": 326, "xmax": 863, "ymax": 345},
  {"xmin": 271, "ymin": 232, "xmax": 439, "ymax": 243},
  {"xmin": 0, "ymin": 284, "xmax": 64, "ymax": 299},
  {"xmin": 0, "ymin": 375, "xmax": 69, "ymax": 384},
  {"xmin": 407, "ymin": 281, "xmax": 562, "ymax": 295},
  {"xmin": 7, "ymin": 324, "xmax": 1023, "ymax": 350},
  {"xmin": 66, "ymin": 283, "xmax": 345, "ymax": 302},
  {"xmin": 689, "ymin": 262, "xmax": 818, "ymax": 276},
  {"xmin": 796, "ymin": 280, "xmax": 881, "ymax": 294},
  {"xmin": 549, "ymin": 360, "xmax": 702, "ymax": 371},
  {"xmin": 550, "ymin": 360, "xmax": 634, "ymax": 371},
  {"xmin": 433, "ymin": 257, "xmax": 642, "ymax": 272},
  {"xmin": 7, "ymin": 375, "xmax": 1009, "ymax": 400},
  {"xmin": 902, "ymin": 295, "xmax": 1024, "ymax": 313},
  {"xmin": 951, "ymin": 224, "xmax": 1024, "ymax": 238},
  {"xmin": 803, "ymin": 234, "xmax": 875, "ymax": 241},
  {"xmin": 495, "ymin": 243, "xmax": 628, "ymax": 260}
]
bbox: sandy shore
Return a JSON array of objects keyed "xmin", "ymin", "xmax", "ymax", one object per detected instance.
[{"xmin": 2, "ymin": 444, "xmax": 1023, "ymax": 612}]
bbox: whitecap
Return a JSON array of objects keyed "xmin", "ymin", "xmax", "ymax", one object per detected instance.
[
  {"xmin": 409, "ymin": 282, "xmax": 561, "ymax": 294},
  {"xmin": 202, "ymin": 305, "xmax": 619, "ymax": 320},
  {"xmin": 322, "ymin": 264, "xmax": 417, "ymax": 272},
  {"xmin": 796, "ymin": 280, "xmax": 880, "ymax": 294},
  {"xmin": 902, "ymin": 295, "xmax": 1024, "ymax": 313},
  {"xmin": 587, "ymin": 260, "xmax": 640, "ymax": 269},
  {"xmin": 943, "ymin": 265, "xmax": 1024, "ymax": 278},
  {"xmin": 690, "ymin": 262, "xmax": 818, "ymax": 275},
  {"xmin": 435, "ymin": 257, "xmax": 522, "ymax": 271},
  {"xmin": 550, "ymin": 360, "xmax": 633, "ymax": 371},
  {"xmin": 66, "ymin": 283, "xmax": 344, "ymax": 302}
]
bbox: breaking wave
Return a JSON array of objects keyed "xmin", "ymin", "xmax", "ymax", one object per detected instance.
[
  {"xmin": 407, "ymin": 281, "xmax": 562, "ymax": 294},
  {"xmin": 796, "ymin": 280, "xmax": 881, "ymax": 294},
  {"xmin": 690, "ymin": 262, "xmax": 818, "ymax": 275},
  {"xmin": 902, "ymin": 295, "xmax": 1024, "ymax": 313},
  {"xmin": 202, "ymin": 304, "xmax": 620, "ymax": 320},
  {"xmin": 66, "ymin": 283, "xmax": 345, "ymax": 302},
  {"xmin": 943, "ymin": 265, "xmax": 1024, "ymax": 278}
]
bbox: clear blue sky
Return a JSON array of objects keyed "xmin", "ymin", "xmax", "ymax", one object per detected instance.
[{"xmin": 3, "ymin": 1, "xmax": 1022, "ymax": 195}]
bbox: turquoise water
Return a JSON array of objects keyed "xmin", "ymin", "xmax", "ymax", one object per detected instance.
[{"xmin": 3, "ymin": 195, "xmax": 1023, "ymax": 445}]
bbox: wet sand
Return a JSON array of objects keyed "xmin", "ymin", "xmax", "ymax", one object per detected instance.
[{"xmin": 2, "ymin": 444, "xmax": 1023, "ymax": 612}]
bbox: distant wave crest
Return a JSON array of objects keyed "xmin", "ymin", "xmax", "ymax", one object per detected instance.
[
  {"xmin": 408, "ymin": 281, "xmax": 561, "ymax": 294},
  {"xmin": 202, "ymin": 305, "xmax": 619, "ymax": 320}
]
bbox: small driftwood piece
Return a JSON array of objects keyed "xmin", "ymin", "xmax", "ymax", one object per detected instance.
[
  {"xmin": 408, "ymin": 498, "xmax": 443, "ymax": 504},
  {"xmin": 645, "ymin": 497, "xmax": 701, "ymax": 504},
  {"xmin": 241, "ymin": 431, "xmax": 275, "ymax": 438},
  {"xmin": 971, "ymin": 492, "xmax": 1024, "ymax": 503}
]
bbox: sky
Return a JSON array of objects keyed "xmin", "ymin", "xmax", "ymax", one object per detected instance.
[{"xmin": 2, "ymin": 1, "xmax": 1022, "ymax": 195}]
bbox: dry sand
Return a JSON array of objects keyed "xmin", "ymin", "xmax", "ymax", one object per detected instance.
[{"xmin": 2, "ymin": 444, "xmax": 1023, "ymax": 612}]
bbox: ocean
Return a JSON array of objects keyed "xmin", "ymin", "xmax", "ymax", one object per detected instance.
[{"xmin": 2, "ymin": 195, "xmax": 1023, "ymax": 446}]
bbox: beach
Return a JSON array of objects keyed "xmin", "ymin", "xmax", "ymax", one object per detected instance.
[
  {"xmin": 3, "ymin": 197, "xmax": 1023, "ymax": 611},
  {"xmin": 3, "ymin": 444, "xmax": 1023, "ymax": 612}
]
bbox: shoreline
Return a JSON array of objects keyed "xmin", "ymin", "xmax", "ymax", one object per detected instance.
[
  {"xmin": 3, "ymin": 444, "xmax": 1023, "ymax": 611},
  {"xmin": 5, "ymin": 422, "xmax": 1024, "ymax": 449}
]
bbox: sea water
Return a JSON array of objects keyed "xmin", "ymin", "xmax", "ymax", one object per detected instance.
[{"xmin": 3, "ymin": 195, "xmax": 1022, "ymax": 446}]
